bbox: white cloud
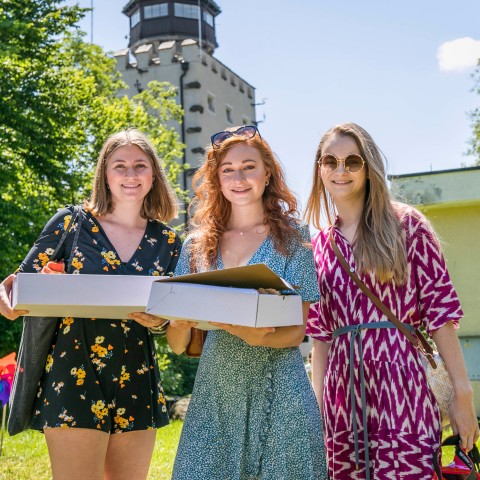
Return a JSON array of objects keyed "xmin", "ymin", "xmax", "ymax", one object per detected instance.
[{"xmin": 437, "ymin": 37, "xmax": 480, "ymax": 72}]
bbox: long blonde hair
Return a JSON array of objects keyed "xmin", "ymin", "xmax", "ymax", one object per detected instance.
[
  {"xmin": 188, "ymin": 129, "xmax": 302, "ymax": 268},
  {"xmin": 86, "ymin": 128, "xmax": 178, "ymax": 222},
  {"xmin": 305, "ymin": 122, "xmax": 407, "ymax": 284}
]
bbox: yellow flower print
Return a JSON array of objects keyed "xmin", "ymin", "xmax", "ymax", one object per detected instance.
[
  {"xmin": 71, "ymin": 258, "xmax": 83, "ymax": 270},
  {"xmin": 152, "ymin": 271, "xmax": 160, "ymax": 276},
  {"xmin": 91, "ymin": 344, "xmax": 108, "ymax": 358},
  {"xmin": 101, "ymin": 250, "xmax": 121, "ymax": 268},
  {"xmin": 114, "ymin": 415, "xmax": 129, "ymax": 429},
  {"xmin": 92, "ymin": 225, "xmax": 99, "ymax": 233},
  {"xmin": 113, "ymin": 408, "xmax": 133, "ymax": 431},
  {"xmin": 63, "ymin": 215, "xmax": 72, "ymax": 231},
  {"xmin": 71, "ymin": 366, "xmax": 86, "ymax": 386},
  {"xmin": 119, "ymin": 365, "xmax": 130, "ymax": 388},
  {"xmin": 38, "ymin": 252, "xmax": 49, "ymax": 266},
  {"xmin": 62, "ymin": 316, "xmax": 74, "ymax": 334},
  {"xmin": 90, "ymin": 337, "xmax": 112, "ymax": 371},
  {"xmin": 45, "ymin": 354, "xmax": 53, "ymax": 372},
  {"xmin": 70, "ymin": 251, "xmax": 86, "ymax": 274},
  {"xmin": 167, "ymin": 231, "xmax": 176, "ymax": 244},
  {"xmin": 91, "ymin": 400, "xmax": 108, "ymax": 420}
]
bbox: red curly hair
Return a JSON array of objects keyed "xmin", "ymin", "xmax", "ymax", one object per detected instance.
[{"xmin": 188, "ymin": 131, "xmax": 301, "ymax": 268}]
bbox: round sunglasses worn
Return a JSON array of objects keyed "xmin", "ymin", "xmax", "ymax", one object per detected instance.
[
  {"xmin": 211, "ymin": 125, "xmax": 260, "ymax": 148},
  {"xmin": 318, "ymin": 153, "xmax": 365, "ymax": 173}
]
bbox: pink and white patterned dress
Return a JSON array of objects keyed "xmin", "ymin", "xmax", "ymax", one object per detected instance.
[{"xmin": 307, "ymin": 206, "xmax": 463, "ymax": 480}]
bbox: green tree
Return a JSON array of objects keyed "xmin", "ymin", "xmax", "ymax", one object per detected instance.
[
  {"xmin": 0, "ymin": 1, "xmax": 187, "ymax": 359},
  {"xmin": 469, "ymin": 62, "xmax": 480, "ymax": 165}
]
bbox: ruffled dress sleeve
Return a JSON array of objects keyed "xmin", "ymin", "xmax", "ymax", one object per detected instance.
[{"xmin": 404, "ymin": 208, "xmax": 463, "ymax": 333}]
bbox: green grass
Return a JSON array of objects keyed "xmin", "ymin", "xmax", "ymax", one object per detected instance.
[
  {"xmin": 0, "ymin": 421, "xmax": 183, "ymax": 480},
  {"xmin": 0, "ymin": 422, "xmax": 478, "ymax": 479}
]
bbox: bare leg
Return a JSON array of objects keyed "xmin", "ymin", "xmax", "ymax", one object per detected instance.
[
  {"xmin": 104, "ymin": 429, "xmax": 157, "ymax": 480},
  {"xmin": 45, "ymin": 428, "xmax": 110, "ymax": 480}
]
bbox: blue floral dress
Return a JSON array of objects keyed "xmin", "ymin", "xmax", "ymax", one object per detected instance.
[
  {"xmin": 172, "ymin": 224, "xmax": 327, "ymax": 480},
  {"xmin": 18, "ymin": 206, "xmax": 181, "ymax": 433}
]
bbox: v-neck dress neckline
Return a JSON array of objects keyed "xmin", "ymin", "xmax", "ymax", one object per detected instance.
[
  {"xmin": 218, "ymin": 235, "xmax": 271, "ymax": 269},
  {"xmin": 88, "ymin": 212, "xmax": 150, "ymax": 264}
]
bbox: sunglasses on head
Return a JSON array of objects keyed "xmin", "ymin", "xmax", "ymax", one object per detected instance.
[
  {"xmin": 211, "ymin": 125, "xmax": 261, "ymax": 148},
  {"xmin": 318, "ymin": 153, "xmax": 365, "ymax": 173}
]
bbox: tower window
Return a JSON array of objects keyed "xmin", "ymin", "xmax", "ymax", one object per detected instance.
[
  {"xmin": 203, "ymin": 11, "xmax": 213, "ymax": 27},
  {"xmin": 207, "ymin": 94, "xmax": 215, "ymax": 113},
  {"xmin": 131, "ymin": 9, "xmax": 140, "ymax": 27},
  {"xmin": 144, "ymin": 4, "xmax": 168, "ymax": 19},
  {"xmin": 226, "ymin": 106, "xmax": 233, "ymax": 124},
  {"xmin": 174, "ymin": 3, "xmax": 199, "ymax": 19}
]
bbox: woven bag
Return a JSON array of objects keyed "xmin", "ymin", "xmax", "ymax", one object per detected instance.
[{"xmin": 420, "ymin": 351, "xmax": 454, "ymax": 425}]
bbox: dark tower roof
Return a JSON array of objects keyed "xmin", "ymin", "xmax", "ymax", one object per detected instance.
[{"xmin": 123, "ymin": 0, "xmax": 221, "ymax": 53}]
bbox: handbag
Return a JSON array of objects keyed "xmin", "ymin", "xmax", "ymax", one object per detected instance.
[
  {"xmin": 432, "ymin": 434, "xmax": 480, "ymax": 479},
  {"xmin": 329, "ymin": 229, "xmax": 454, "ymax": 425},
  {"xmin": 185, "ymin": 328, "xmax": 207, "ymax": 358},
  {"xmin": 8, "ymin": 206, "xmax": 83, "ymax": 435}
]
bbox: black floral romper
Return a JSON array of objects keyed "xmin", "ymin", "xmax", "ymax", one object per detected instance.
[{"xmin": 18, "ymin": 206, "xmax": 181, "ymax": 433}]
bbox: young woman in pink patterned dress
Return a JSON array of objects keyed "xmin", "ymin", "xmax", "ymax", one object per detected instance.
[{"xmin": 304, "ymin": 122, "xmax": 479, "ymax": 479}]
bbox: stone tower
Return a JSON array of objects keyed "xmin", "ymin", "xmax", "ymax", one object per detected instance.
[{"xmin": 115, "ymin": 1, "xmax": 257, "ymax": 203}]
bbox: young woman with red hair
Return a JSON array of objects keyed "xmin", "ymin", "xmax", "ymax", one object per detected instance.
[{"xmin": 166, "ymin": 126, "xmax": 327, "ymax": 479}]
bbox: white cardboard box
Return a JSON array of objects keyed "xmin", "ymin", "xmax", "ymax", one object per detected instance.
[
  {"xmin": 12, "ymin": 273, "xmax": 164, "ymax": 319},
  {"xmin": 146, "ymin": 263, "xmax": 302, "ymax": 329}
]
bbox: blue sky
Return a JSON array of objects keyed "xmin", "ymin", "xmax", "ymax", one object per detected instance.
[{"xmin": 66, "ymin": 0, "xmax": 480, "ymax": 209}]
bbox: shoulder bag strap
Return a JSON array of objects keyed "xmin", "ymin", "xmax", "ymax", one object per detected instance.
[
  {"xmin": 48, "ymin": 206, "xmax": 84, "ymax": 273},
  {"xmin": 65, "ymin": 206, "xmax": 84, "ymax": 273},
  {"xmin": 328, "ymin": 228, "xmax": 437, "ymax": 368}
]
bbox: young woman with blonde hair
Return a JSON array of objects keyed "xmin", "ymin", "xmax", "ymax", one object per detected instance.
[
  {"xmin": 167, "ymin": 125, "xmax": 327, "ymax": 479},
  {"xmin": 305, "ymin": 122, "xmax": 478, "ymax": 479},
  {"xmin": 0, "ymin": 128, "xmax": 181, "ymax": 480}
]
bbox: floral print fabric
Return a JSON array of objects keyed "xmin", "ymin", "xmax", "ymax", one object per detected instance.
[{"xmin": 18, "ymin": 207, "xmax": 181, "ymax": 433}]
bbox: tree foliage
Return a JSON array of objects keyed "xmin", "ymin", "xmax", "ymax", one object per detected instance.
[
  {"xmin": 0, "ymin": 1, "xmax": 187, "ymax": 358},
  {"xmin": 469, "ymin": 63, "xmax": 480, "ymax": 165}
]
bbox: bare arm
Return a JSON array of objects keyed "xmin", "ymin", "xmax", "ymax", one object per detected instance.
[
  {"xmin": 432, "ymin": 321, "xmax": 479, "ymax": 451},
  {"xmin": 209, "ymin": 302, "xmax": 310, "ymax": 349},
  {"xmin": 166, "ymin": 320, "xmax": 197, "ymax": 355},
  {"xmin": 311, "ymin": 338, "xmax": 331, "ymax": 414}
]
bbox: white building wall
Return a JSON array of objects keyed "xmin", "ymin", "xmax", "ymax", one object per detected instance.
[{"xmin": 114, "ymin": 39, "xmax": 256, "ymax": 192}]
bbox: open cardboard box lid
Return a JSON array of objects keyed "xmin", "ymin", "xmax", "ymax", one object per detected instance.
[
  {"xmin": 152, "ymin": 263, "xmax": 297, "ymax": 291},
  {"xmin": 146, "ymin": 264, "xmax": 301, "ymax": 329}
]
